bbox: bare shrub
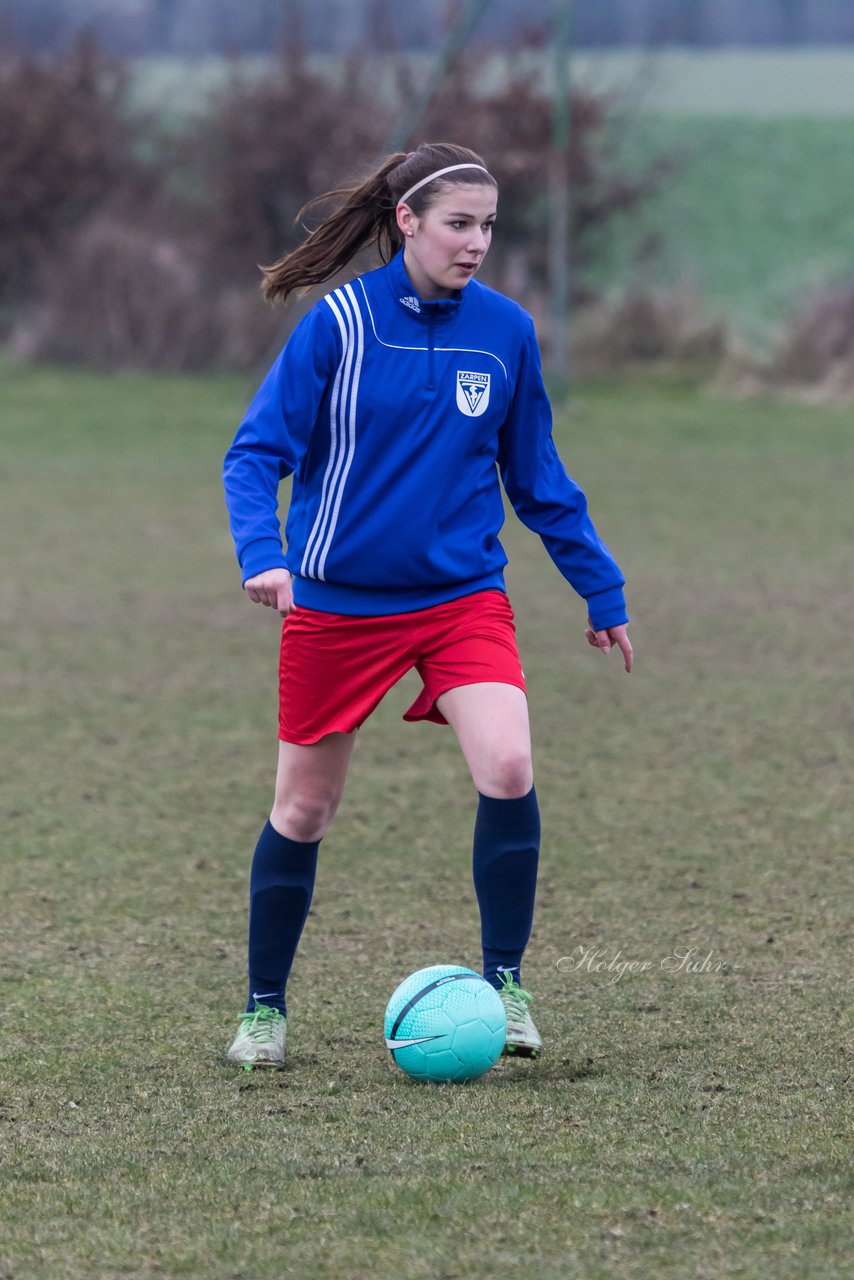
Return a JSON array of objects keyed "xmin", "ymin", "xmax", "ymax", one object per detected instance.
[
  {"xmin": 17, "ymin": 213, "xmax": 280, "ymax": 371},
  {"xmin": 187, "ymin": 56, "xmax": 392, "ymax": 281},
  {"xmin": 0, "ymin": 35, "xmax": 133, "ymax": 307},
  {"xmin": 771, "ymin": 282, "xmax": 854, "ymax": 387},
  {"xmin": 571, "ymin": 287, "xmax": 729, "ymax": 374},
  {"xmin": 711, "ymin": 282, "xmax": 854, "ymax": 406}
]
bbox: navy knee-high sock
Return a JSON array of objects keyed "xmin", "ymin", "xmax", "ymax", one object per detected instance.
[
  {"xmin": 472, "ymin": 787, "xmax": 540, "ymax": 990},
  {"xmin": 246, "ymin": 820, "xmax": 319, "ymax": 1016}
]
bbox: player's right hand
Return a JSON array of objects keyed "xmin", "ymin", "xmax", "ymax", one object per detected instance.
[{"xmin": 244, "ymin": 568, "xmax": 294, "ymax": 616}]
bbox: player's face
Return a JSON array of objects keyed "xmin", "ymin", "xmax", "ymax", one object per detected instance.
[{"xmin": 399, "ymin": 184, "xmax": 497, "ymax": 301}]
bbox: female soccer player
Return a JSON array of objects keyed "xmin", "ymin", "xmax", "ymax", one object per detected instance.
[{"xmin": 222, "ymin": 142, "xmax": 632, "ymax": 1069}]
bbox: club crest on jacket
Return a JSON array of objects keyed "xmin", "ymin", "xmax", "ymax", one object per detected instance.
[{"xmin": 456, "ymin": 370, "xmax": 491, "ymax": 417}]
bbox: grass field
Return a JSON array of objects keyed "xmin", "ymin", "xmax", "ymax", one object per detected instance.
[
  {"xmin": 131, "ymin": 50, "xmax": 854, "ymax": 120},
  {"xmin": 1, "ymin": 362, "xmax": 851, "ymax": 1278},
  {"xmin": 590, "ymin": 114, "xmax": 854, "ymax": 344}
]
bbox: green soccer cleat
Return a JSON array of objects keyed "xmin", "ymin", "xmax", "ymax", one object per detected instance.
[
  {"xmin": 497, "ymin": 972, "xmax": 543, "ymax": 1058},
  {"xmin": 227, "ymin": 1003, "xmax": 287, "ymax": 1070}
]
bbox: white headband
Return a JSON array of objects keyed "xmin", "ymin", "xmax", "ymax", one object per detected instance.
[{"xmin": 396, "ymin": 163, "xmax": 491, "ymax": 208}]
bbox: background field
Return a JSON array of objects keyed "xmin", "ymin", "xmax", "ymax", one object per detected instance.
[
  {"xmin": 130, "ymin": 49, "xmax": 854, "ymax": 119},
  {"xmin": 591, "ymin": 115, "xmax": 854, "ymax": 344},
  {"xmin": 568, "ymin": 51, "xmax": 854, "ymax": 342},
  {"xmin": 1, "ymin": 363, "xmax": 851, "ymax": 1278}
]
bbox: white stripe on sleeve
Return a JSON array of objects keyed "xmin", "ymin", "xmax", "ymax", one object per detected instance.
[{"xmin": 316, "ymin": 283, "xmax": 364, "ymax": 581}]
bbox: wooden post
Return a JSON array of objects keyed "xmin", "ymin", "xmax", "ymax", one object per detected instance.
[{"xmin": 548, "ymin": 0, "xmax": 572, "ymax": 393}]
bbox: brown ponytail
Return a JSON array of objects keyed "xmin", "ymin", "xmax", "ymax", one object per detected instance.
[{"xmin": 261, "ymin": 142, "xmax": 496, "ymax": 304}]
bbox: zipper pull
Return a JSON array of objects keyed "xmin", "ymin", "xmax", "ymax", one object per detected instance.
[{"xmin": 427, "ymin": 313, "xmax": 436, "ymax": 390}]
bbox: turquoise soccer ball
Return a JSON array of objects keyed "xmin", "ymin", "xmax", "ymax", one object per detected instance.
[{"xmin": 384, "ymin": 965, "xmax": 507, "ymax": 1082}]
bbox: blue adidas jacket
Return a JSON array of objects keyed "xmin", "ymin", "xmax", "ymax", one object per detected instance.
[{"xmin": 223, "ymin": 251, "xmax": 627, "ymax": 630}]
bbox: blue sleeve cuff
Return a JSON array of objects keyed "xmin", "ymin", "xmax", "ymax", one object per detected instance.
[
  {"xmin": 240, "ymin": 538, "xmax": 288, "ymax": 585},
  {"xmin": 586, "ymin": 584, "xmax": 628, "ymax": 632}
]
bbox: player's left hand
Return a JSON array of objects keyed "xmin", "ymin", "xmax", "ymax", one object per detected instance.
[{"xmin": 585, "ymin": 619, "xmax": 633, "ymax": 673}]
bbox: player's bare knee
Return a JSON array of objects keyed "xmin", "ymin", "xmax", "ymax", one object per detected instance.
[
  {"xmin": 482, "ymin": 749, "xmax": 534, "ymax": 799},
  {"xmin": 272, "ymin": 792, "xmax": 337, "ymax": 842}
]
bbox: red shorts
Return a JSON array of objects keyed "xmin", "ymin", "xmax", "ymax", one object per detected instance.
[{"xmin": 278, "ymin": 589, "xmax": 526, "ymax": 744}]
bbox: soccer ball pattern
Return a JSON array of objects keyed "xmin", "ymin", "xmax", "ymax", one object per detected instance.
[{"xmin": 385, "ymin": 965, "xmax": 507, "ymax": 1082}]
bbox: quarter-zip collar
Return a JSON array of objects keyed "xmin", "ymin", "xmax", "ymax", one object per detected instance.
[{"xmin": 385, "ymin": 249, "xmax": 465, "ymax": 324}]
